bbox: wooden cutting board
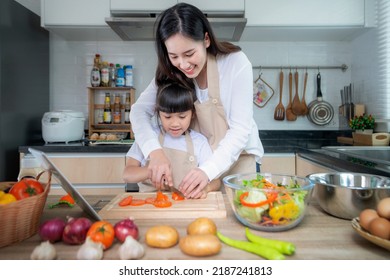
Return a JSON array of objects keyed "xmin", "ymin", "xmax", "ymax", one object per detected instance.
[{"xmin": 98, "ymin": 191, "xmax": 227, "ymax": 220}]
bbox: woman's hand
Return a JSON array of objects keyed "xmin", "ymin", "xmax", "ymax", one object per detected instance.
[
  {"xmin": 148, "ymin": 149, "xmax": 173, "ymax": 190},
  {"xmin": 179, "ymin": 168, "xmax": 210, "ymax": 198}
]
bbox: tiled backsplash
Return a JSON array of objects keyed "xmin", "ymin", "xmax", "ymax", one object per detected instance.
[{"xmin": 49, "ymin": 27, "xmax": 378, "ymax": 131}]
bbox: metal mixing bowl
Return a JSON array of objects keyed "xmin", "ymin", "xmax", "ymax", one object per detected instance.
[{"xmin": 308, "ymin": 172, "xmax": 390, "ymax": 220}]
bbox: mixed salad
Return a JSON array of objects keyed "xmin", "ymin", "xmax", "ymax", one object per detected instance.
[{"xmin": 233, "ymin": 174, "xmax": 309, "ymax": 227}]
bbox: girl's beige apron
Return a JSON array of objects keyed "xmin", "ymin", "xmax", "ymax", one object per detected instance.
[
  {"xmin": 138, "ymin": 132, "xmax": 198, "ymax": 192},
  {"xmin": 193, "ymin": 54, "xmax": 256, "ymax": 177}
]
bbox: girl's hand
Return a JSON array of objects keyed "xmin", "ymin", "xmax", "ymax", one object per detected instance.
[
  {"xmin": 148, "ymin": 149, "xmax": 173, "ymax": 190},
  {"xmin": 179, "ymin": 168, "xmax": 209, "ymax": 198}
]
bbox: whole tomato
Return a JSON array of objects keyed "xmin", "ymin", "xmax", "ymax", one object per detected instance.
[
  {"xmin": 86, "ymin": 221, "xmax": 115, "ymax": 250},
  {"xmin": 10, "ymin": 178, "xmax": 44, "ymax": 200}
]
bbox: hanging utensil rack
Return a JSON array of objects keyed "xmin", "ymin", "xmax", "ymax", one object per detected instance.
[{"xmin": 253, "ymin": 64, "xmax": 348, "ymax": 72}]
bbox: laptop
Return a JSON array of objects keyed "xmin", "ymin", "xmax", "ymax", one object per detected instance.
[{"xmin": 28, "ymin": 148, "xmax": 102, "ymax": 221}]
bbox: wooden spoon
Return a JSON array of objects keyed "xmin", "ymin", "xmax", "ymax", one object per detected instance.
[
  {"xmin": 301, "ymin": 71, "xmax": 309, "ymax": 115},
  {"xmin": 273, "ymin": 71, "xmax": 285, "ymax": 121},
  {"xmin": 286, "ymin": 71, "xmax": 297, "ymax": 121},
  {"xmin": 292, "ymin": 70, "xmax": 304, "ymax": 115}
]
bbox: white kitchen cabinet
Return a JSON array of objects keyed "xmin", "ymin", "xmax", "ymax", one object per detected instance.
[
  {"xmin": 111, "ymin": 0, "xmax": 243, "ymax": 15},
  {"xmin": 295, "ymin": 155, "xmax": 336, "ymax": 177},
  {"xmin": 181, "ymin": 0, "xmax": 244, "ymax": 15},
  {"xmin": 46, "ymin": 153, "xmax": 126, "ymax": 184},
  {"xmin": 245, "ymin": 0, "xmax": 365, "ymax": 27},
  {"xmin": 110, "ymin": 0, "xmax": 177, "ymax": 14},
  {"xmin": 40, "ymin": 0, "xmax": 119, "ymax": 40},
  {"xmin": 41, "ymin": 0, "xmax": 110, "ymax": 26},
  {"xmin": 260, "ymin": 153, "xmax": 295, "ymax": 175}
]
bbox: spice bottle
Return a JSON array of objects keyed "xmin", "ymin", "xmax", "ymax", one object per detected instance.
[
  {"xmin": 100, "ymin": 61, "xmax": 110, "ymax": 87},
  {"xmin": 109, "ymin": 63, "xmax": 116, "ymax": 87},
  {"xmin": 103, "ymin": 92, "xmax": 112, "ymax": 124},
  {"xmin": 124, "ymin": 92, "xmax": 131, "ymax": 124},
  {"xmin": 113, "ymin": 94, "xmax": 122, "ymax": 124},
  {"xmin": 90, "ymin": 54, "xmax": 101, "ymax": 87},
  {"xmin": 116, "ymin": 64, "xmax": 125, "ymax": 87},
  {"xmin": 125, "ymin": 65, "xmax": 134, "ymax": 87}
]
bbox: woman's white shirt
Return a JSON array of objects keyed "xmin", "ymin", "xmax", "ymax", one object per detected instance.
[{"xmin": 130, "ymin": 51, "xmax": 264, "ymax": 180}]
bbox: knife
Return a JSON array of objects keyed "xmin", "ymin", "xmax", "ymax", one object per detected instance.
[
  {"xmin": 162, "ymin": 175, "xmax": 186, "ymax": 197},
  {"xmin": 171, "ymin": 186, "xmax": 186, "ymax": 197}
]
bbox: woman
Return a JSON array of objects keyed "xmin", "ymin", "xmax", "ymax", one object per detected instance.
[
  {"xmin": 130, "ymin": 3, "xmax": 264, "ymax": 198},
  {"xmin": 124, "ymin": 82, "xmax": 220, "ymax": 198}
]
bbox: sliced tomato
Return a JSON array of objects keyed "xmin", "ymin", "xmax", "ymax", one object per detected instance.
[
  {"xmin": 60, "ymin": 193, "xmax": 75, "ymax": 205},
  {"xmin": 118, "ymin": 195, "xmax": 133, "ymax": 207},
  {"xmin": 156, "ymin": 191, "xmax": 169, "ymax": 201},
  {"xmin": 130, "ymin": 198, "xmax": 146, "ymax": 206},
  {"xmin": 145, "ymin": 197, "xmax": 156, "ymax": 204},
  {"xmin": 153, "ymin": 200, "xmax": 172, "ymax": 208},
  {"xmin": 172, "ymin": 191, "xmax": 185, "ymax": 201}
]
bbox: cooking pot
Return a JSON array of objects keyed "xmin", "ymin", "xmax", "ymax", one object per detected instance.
[
  {"xmin": 42, "ymin": 110, "xmax": 85, "ymax": 143},
  {"xmin": 308, "ymin": 172, "xmax": 390, "ymax": 220},
  {"xmin": 307, "ymin": 73, "xmax": 334, "ymax": 125}
]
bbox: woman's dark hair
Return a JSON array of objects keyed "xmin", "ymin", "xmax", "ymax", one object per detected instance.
[
  {"xmin": 154, "ymin": 2, "xmax": 241, "ymax": 88},
  {"xmin": 156, "ymin": 83, "xmax": 197, "ymax": 114}
]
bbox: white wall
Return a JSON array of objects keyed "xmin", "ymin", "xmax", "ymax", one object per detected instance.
[{"xmin": 49, "ymin": 34, "xmax": 369, "ymax": 131}]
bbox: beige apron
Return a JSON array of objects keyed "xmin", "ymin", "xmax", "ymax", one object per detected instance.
[
  {"xmin": 138, "ymin": 132, "xmax": 198, "ymax": 192},
  {"xmin": 193, "ymin": 54, "xmax": 256, "ymax": 177}
]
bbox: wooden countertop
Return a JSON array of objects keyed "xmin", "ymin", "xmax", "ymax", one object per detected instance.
[{"xmin": 0, "ymin": 194, "xmax": 389, "ymax": 260}]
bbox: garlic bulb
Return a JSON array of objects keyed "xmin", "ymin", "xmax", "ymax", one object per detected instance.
[
  {"xmin": 31, "ymin": 241, "xmax": 57, "ymax": 260},
  {"xmin": 77, "ymin": 237, "xmax": 104, "ymax": 260},
  {"xmin": 119, "ymin": 236, "xmax": 145, "ymax": 260}
]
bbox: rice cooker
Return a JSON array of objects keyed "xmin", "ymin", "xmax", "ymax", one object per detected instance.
[{"xmin": 42, "ymin": 110, "xmax": 85, "ymax": 143}]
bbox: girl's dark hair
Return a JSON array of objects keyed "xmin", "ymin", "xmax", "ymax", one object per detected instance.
[
  {"xmin": 155, "ymin": 3, "xmax": 241, "ymax": 88},
  {"xmin": 156, "ymin": 83, "xmax": 197, "ymax": 114}
]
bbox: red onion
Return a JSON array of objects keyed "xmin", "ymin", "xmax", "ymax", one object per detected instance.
[
  {"xmin": 62, "ymin": 216, "xmax": 92, "ymax": 245},
  {"xmin": 39, "ymin": 218, "xmax": 66, "ymax": 243},
  {"xmin": 114, "ymin": 218, "xmax": 139, "ymax": 243}
]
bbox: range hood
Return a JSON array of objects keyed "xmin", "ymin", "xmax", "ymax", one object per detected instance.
[
  {"xmin": 106, "ymin": 16, "xmax": 246, "ymax": 41},
  {"xmin": 106, "ymin": 1, "xmax": 247, "ymax": 41}
]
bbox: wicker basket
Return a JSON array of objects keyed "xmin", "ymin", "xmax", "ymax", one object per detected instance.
[{"xmin": 0, "ymin": 171, "xmax": 51, "ymax": 248}]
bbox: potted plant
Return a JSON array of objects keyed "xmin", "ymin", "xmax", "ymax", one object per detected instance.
[{"xmin": 349, "ymin": 114, "xmax": 375, "ymax": 134}]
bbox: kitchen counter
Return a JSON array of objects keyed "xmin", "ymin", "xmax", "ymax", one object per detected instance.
[
  {"xmin": 0, "ymin": 194, "xmax": 388, "ymax": 260},
  {"xmin": 296, "ymin": 148, "xmax": 390, "ymax": 177},
  {"xmin": 19, "ymin": 130, "xmax": 349, "ymax": 154}
]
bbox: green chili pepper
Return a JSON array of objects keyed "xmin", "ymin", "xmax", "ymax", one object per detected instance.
[
  {"xmin": 216, "ymin": 231, "xmax": 285, "ymax": 260},
  {"xmin": 245, "ymin": 227, "xmax": 296, "ymax": 255}
]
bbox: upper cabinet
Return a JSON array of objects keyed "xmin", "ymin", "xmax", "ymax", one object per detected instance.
[
  {"xmin": 245, "ymin": 0, "xmax": 365, "ymax": 27},
  {"xmin": 40, "ymin": 0, "xmax": 376, "ymax": 41},
  {"xmin": 110, "ymin": 0, "xmax": 177, "ymax": 14},
  {"xmin": 242, "ymin": 0, "xmax": 376, "ymax": 41},
  {"xmin": 42, "ymin": 0, "xmax": 110, "ymax": 26},
  {"xmin": 40, "ymin": 0, "xmax": 119, "ymax": 40}
]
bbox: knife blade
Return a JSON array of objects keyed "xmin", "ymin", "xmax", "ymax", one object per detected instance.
[
  {"xmin": 170, "ymin": 186, "xmax": 186, "ymax": 197},
  {"xmin": 162, "ymin": 176, "xmax": 186, "ymax": 197}
]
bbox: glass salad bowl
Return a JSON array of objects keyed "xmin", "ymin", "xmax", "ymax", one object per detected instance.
[{"xmin": 223, "ymin": 173, "xmax": 315, "ymax": 232}]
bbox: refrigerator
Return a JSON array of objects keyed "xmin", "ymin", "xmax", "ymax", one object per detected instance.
[{"xmin": 0, "ymin": 0, "xmax": 49, "ymax": 181}]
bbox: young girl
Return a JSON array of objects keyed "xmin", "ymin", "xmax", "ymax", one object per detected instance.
[
  {"xmin": 130, "ymin": 3, "xmax": 264, "ymax": 198},
  {"xmin": 123, "ymin": 82, "xmax": 220, "ymax": 198}
]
